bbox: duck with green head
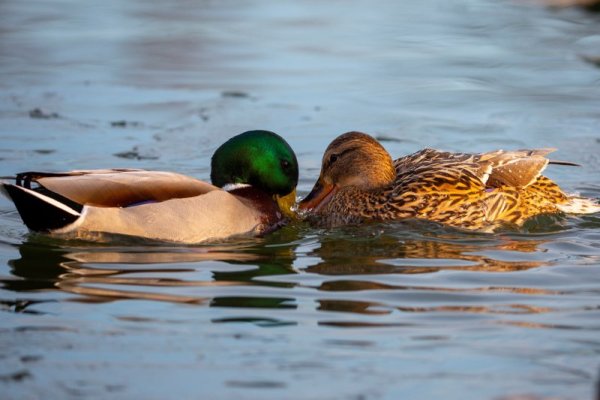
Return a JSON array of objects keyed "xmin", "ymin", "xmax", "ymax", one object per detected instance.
[{"xmin": 1, "ymin": 130, "xmax": 299, "ymax": 243}]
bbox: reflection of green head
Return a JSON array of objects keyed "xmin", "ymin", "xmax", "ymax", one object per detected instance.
[{"xmin": 210, "ymin": 130, "xmax": 299, "ymax": 196}]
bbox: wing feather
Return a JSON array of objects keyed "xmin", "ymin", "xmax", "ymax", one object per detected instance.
[
  {"xmin": 396, "ymin": 148, "xmax": 558, "ymax": 191},
  {"xmin": 485, "ymin": 156, "xmax": 549, "ymax": 188},
  {"xmin": 394, "ymin": 149, "xmax": 488, "ymax": 194},
  {"xmin": 21, "ymin": 169, "xmax": 217, "ymax": 207},
  {"xmin": 480, "ymin": 149, "xmax": 554, "ymax": 189}
]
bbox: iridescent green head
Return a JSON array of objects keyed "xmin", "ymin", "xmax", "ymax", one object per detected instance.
[{"xmin": 210, "ymin": 130, "xmax": 299, "ymax": 198}]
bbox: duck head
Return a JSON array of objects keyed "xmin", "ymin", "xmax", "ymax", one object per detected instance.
[
  {"xmin": 299, "ymin": 131, "xmax": 396, "ymax": 212},
  {"xmin": 211, "ymin": 130, "xmax": 299, "ymax": 217}
]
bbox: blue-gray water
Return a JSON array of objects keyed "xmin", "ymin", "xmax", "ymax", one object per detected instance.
[{"xmin": 1, "ymin": 1, "xmax": 600, "ymax": 399}]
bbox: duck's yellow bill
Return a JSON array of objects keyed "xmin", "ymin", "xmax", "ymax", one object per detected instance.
[{"xmin": 275, "ymin": 189, "xmax": 297, "ymax": 219}]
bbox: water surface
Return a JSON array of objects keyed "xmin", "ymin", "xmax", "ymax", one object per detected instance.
[{"xmin": 1, "ymin": 1, "xmax": 600, "ymax": 399}]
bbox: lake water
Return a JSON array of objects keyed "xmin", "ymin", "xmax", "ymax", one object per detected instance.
[{"xmin": 1, "ymin": 1, "xmax": 600, "ymax": 399}]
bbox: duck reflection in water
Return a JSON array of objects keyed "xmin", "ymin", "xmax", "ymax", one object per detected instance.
[
  {"xmin": 305, "ymin": 222, "xmax": 547, "ymax": 276},
  {"xmin": 3, "ymin": 233, "xmax": 298, "ymax": 307},
  {"xmin": 3, "ymin": 222, "xmax": 559, "ymax": 320},
  {"xmin": 303, "ymin": 222, "xmax": 558, "ymax": 319}
]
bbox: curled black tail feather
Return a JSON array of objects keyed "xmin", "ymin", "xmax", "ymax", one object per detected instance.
[{"xmin": 16, "ymin": 171, "xmax": 88, "ymax": 188}]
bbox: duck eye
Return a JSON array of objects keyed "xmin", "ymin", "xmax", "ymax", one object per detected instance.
[
  {"xmin": 329, "ymin": 154, "xmax": 338, "ymax": 164},
  {"xmin": 280, "ymin": 159, "xmax": 290, "ymax": 169}
]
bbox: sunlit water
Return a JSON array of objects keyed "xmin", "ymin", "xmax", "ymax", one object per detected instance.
[{"xmin": 1, "ymin": 1, "xmax": 600, "ymax": 399}]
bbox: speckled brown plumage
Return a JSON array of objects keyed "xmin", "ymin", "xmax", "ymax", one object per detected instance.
[{"xmin": 299, "ymin": 131, "xmax": 599, "ymax": 230}]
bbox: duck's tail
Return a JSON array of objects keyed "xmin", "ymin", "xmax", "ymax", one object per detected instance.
[
  {"xmin": 557, "ymin": 195, "xmax": 600, "ymax": 215},
  {"xmin": 1, "ymin": 182, "xmax": 82, "ymax": 232}
]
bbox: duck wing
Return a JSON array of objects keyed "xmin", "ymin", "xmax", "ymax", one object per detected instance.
[
  {"xmin": 15, "ymin": 169, "xmax": 217, "ymax": 207},
  {"xmin": 395, "ymin": 148, "xmax": 563, "ymax": 191},
  {"xmin": 394, "ymin": 148, "xmax": 490, "ymax": 193},
  {"xmin": 477, "ymin": 148, "xmax": 555, "ymax": 189}
]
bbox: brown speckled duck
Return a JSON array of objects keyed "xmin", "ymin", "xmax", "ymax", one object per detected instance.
[{"xmin": 299, "ymin": 131, "xmax": 599, "ymax": 230}]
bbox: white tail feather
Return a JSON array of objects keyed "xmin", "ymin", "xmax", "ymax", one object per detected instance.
[{"xmin": 557, "ymin": 196, "xmax": 600, "ymax": 214}]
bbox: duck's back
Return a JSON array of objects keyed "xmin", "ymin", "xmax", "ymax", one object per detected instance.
[{"xmin": 390, "ymin": 148, "xmax": 577, "ymax": 228}]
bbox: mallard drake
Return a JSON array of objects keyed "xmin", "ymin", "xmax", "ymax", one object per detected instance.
[
  {"xmin": 299, "ymin": 131, "xmax": 599, "ymax": 230},
  {"xmin": 1, "ymin": 130, "xmax": 299, "ymax": 243}
]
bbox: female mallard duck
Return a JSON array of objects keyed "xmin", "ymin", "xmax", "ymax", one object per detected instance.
[
  {"xmin": 1, "ymin": 130, "xmax": 298, "ymax": 243},
  {"xmin": 299, "ymin": 131, "xmax": 599, "ymax": 230}
]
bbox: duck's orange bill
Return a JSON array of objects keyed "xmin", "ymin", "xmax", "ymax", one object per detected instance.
[{"xmin": 298, "ymin": 180, "xmax": 337, "ymax": 212}]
